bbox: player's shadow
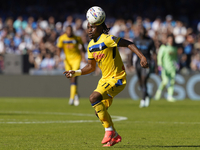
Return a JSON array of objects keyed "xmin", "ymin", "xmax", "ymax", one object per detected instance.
[{"xmin": 117, "ymin": 145, "xmax": 200, "ymax": 148}]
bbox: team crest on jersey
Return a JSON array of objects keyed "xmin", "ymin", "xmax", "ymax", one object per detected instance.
[{"xmin": 111, "ymin": 36, "xmax": 118, "ymax": 42}]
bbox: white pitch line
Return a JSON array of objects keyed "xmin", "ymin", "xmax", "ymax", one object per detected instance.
[
  {"xmin": 128, "ymin": 121, "xmax": 200, "ymax": 125},
  {"xmin": 0, "ymin": 111, "xmax": 128, "ymax": 124}
]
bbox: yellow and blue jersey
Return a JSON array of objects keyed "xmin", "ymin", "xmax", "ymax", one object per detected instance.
[
  {"xmin": 57, "ymin": 34, "xmax": 82, "ymax": 60},
  {"xmin": 87, "ymin": 33, "xmax": 126, "ymax": 79}
]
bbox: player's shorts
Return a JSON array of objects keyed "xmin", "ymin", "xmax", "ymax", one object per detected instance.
[
  {"xmin": 94, "ymin": 77, "xmax": 126, "ymax": 101},
  {"xmin": 64, "ymin": 56, "xmax": 81, "ymax": 71},
  {"xmin": 161, "ymin": 69, "xmax": 176, "ymax": 82}
]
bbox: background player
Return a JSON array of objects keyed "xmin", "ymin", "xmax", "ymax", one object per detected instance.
[
  {"xmin": 57, "ymin": 25, "xmax": 86, "ymax": 106},
  {"xmin": 129, "ymin": 25, "xmax": 156, "ymax": 108},
  {"xmin": 154, "ymin": 34, "xmax": 178, "ymax": 102},
  {"xmin": 63, "ymin": 9, "xmax": 148, "ymax": 146}
]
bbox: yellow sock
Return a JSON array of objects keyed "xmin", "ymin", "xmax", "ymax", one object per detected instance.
[
  {"xmin": 101, "ymin": 98, "xmax": 115, "ymax": 131},
  {"xmin": 70, "ymin": 84, "xmax": 77, "ymax": 99},
  {"xmin": 93, "ymin": 101, "xmax": 113, "ymax": 128}
]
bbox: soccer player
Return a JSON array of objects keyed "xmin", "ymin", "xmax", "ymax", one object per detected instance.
[
  {"xmin": 63, "ymin": 20, "xmax": 148, "ymax": 146},
  {"xmin": 57, "ymin": 25, "xmax": 86, "ymax": 106},
  {"xmin": 129, "ymin": 25, "xmax": 156, "ymax": 108},
  {"xmin": 154, "ymin": 34, "xmax": 178, "ymax": 102}
]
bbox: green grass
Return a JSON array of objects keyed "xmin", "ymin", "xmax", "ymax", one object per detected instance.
[{"xmin": 0, "ymin": 98, "xmax": 200, "ymax": 150}]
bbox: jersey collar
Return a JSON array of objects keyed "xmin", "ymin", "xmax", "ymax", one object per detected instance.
[{"xmin": 94, "ymin": 34, "xmax": 102, "ymax": 42}]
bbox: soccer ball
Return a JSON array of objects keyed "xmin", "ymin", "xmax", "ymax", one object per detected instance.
[{"xmin": 86, "ymin": 6, "xmax": 106, "ymax": 25}]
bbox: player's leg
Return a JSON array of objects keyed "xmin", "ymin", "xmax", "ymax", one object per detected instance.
[
  {"xmin": 71, "ymin": 57, "xmax": 81, "ymax": 106},
  {"xmin": 140, "ymin": 68, "xmax": 150, "ymax": 107},
  {"xmin": 167, "ymin": 71, "xmax": 176, "ymax": 102},
  {"xmin": 64, "ymin": 59, "xmax": 74, "ymax": 105},
  {"xmin": 90, "ymin": 91, "xmax": 116, "ymax": 144},
  {"xmin": 92, "ymin": 78, "xmax": 126, "ymax": 146},
  {"xmin": 102, "ymin": 79, "xmax": 126, "ymax": 146},
  {"xmin": 101, "ymin": 96, "xmax": 115, "ymax": 131},
  {"xmin": 69, "ymin": 77, "xmax": 78, "ymax": 105},
  {"xmin": 136, "ymin": 62, "xmax": 145, "ymax": 107},
  {"xmin": 155, "ymin": 69, "xmax": 168, "ymax": 100}
]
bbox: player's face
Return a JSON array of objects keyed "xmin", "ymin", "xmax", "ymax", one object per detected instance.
[
  {"xmin": 87, "ymin": 23, "xmax": 102, "ymax": 40},
  {"xmin": 167, "ymin": 36, "xmax": 173, "ymax": 46},
  {"xmin": 66, "ymin": 26, "xmax": 73, "ymax": 37},
  {"xmin": 139, "ymin": 27, "xmax": 146, "ymax": 37}
]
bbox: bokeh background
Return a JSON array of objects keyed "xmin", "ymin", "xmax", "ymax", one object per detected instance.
[{"xmin": 0, "ymin": 0, "xmax": 200, "ymax": 75}]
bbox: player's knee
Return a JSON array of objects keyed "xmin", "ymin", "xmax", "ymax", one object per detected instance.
[
  {"xmin": 89, "ymin": 92, "xmax": 102, "ymax": 104},
  {"xmin": 70, "ymin": 77, "xmax": 77, "ymax": 84},
  {"xmin": 170, "ymin": 80, "xmax": 175, "ymax": 85},
  {"xmin": 162, "ymin": 83, "xmax": 167, "ymax": 87}
]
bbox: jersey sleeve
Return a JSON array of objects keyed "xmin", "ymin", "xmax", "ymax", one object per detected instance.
[
  {"xmin": 56, "ymin": 36, "xmax": 63, "ymax": 48},
  {"xmin": 87, "ymin": 43, "xmax": 94, "ymax": 60},
  {"xmin": 104, "ymin": 35, "xmax": 121, "ymax": 48}
]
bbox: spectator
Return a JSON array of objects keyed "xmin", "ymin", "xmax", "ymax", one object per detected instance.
[
  {"xmin": 63, "ymin": 15, "xmax": 75, "ymax": 31},
  {"xmin": 0, "ymin": 54, "xmax": 4, "ymax": 73},
  {"xmin": 184, "ymin": 34, "xmax": 194, "ymax": 69},
  {"xmin": 0, "ymin": 17, "xmax": 3, "ymax": 30},
  {"xmin": 40, "ymin": 51, "xmax": 56, "ymax": 70},
  {"xmin": 48, "ymin": 16, "xmax": 55, "ymax": 30},
  {"xmin": 31, "ymin": 26, "xmax": 44, "ymax": 44},
  {"xmin": 73, "ymin": 18, "xmax": 84, "ymax": 37},
  {"xmin": 0, "ymin": 3, "xmax": 200, "ymax": 75},
  {"xmin": 13, "ymin": 16, "xmax": 27, "ymax": 31},
  {"xmin": 190, "ymin": 52, "xmax": 200, "ymax": 72},
  {"xmin": 177, "ymin": 46, "xmax": 187, "ymax": 71},
  {"xmin": 55, "ymin": 22, "xmax": 63, "ymax": 38},
  {"xmin": 162, "ymin": 15, "xmax": 175, "ymax": 34},
  {"xmin": 0, "ymin": 38, "xmax": 5, "ymax": 54},
  {"xmin": 173, "ymin": 21, "xmax": 187, "ymax": 47},
  {"xmin": 152, "ymin": 17, "xmax": 162, "ymax": 32}
]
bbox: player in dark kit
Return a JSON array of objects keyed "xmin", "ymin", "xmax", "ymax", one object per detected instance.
[{"xmin": 129, "ymin": 25, "xmax": 156, "ymax": 108}]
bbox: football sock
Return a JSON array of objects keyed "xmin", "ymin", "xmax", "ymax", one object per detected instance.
[
  {"xmin": 168, "ymin": 86, "xmax": 174, "ymax": 96},
  {"xmin": 70, "ymin": 84, "xmax": 77, "ymax": 100},
  {"xmin": 107, "ymin": 113, "xmax": 116, "ymax": 131},
  {"xmin": 92, "ymin": 101, "xmax": 113, "ymax": 129},
  {"xmin": 158, "ymin": 82, "xmax": 165, "ymax": 91},
  {"xmin": 105, "ymin": 126, "xmax": 113, "ymax": 131},
  {"xmin": 101, "ymin": 98, "xmax": 116, "ymax": 131},
  {"xmin": 168, "ymin": 79, "xmax": 175, "ymax": 96}
]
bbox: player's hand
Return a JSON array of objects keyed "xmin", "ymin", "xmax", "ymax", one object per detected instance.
[
  {"xmin": 140, "ymin": 56, "xmax": 149, "ymax": 68},
  {"xmin": 63, "ymin": 70, "xmax": 75, "ymax": 78}
]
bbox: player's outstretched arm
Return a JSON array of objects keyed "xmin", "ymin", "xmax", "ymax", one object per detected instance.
[
  {"xmin": 63, "ymin": 59, "xmax": 96, "ymax": 78},
  {"xmin": 118, "ymin": 38, "xmax": 149, "ymax": 68}
]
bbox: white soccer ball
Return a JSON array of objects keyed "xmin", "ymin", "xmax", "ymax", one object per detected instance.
[{"xmin": 86, "ymin": 6, "xmax": 106, "ymax": 25}]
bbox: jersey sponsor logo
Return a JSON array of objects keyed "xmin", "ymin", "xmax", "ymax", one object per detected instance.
[
  {"xmin": 135, "ymin": 40, "xmax": 152, "ymax": 51},
  {"xmin": 93, "ymin": 52, "xmax": 105, "ymax": 61},
  {"xmin": 136, "ymin": 44, "xmax": 148, "ymax": 50},
  {"xmin": 63, "ymin": 40, "xmax": 77, "ymax": 44},
  {"xmin": 89, "ymin": 42, "xmax": 107, "ymax": 52}
]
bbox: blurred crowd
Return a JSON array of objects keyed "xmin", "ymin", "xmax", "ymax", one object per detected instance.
[{"xmin": 0, "ymin": 13, "xmax": 200, "ymax": 75}]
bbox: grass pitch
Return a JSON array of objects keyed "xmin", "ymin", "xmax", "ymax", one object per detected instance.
[{"xmin": 0, "ymin": 97, "xmax": 200, "ymax": 150}]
